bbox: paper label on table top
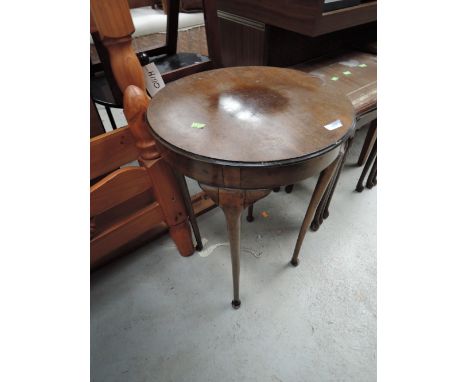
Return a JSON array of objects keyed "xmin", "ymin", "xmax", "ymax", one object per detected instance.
[
  {"xmin": 324, "ymin": 119, "xmax": 343, "ymax": 131},
  {"xmin": 143, "ymin": 63, "xmax": 165, "ymax": 97}
]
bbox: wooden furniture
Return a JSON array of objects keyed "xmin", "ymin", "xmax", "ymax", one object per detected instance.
[
  {"xmin": 143, "ymin": 66, "xmax": 355, "ymax": 308},
  {"xmin": 90, "ymin": 0, "xmax": 217, "ymax": 267},
  {"xmin": 246, "ymin": 51, "xmax": 377, "ymax": 225},
  {"xmin": 90, "ymin": 2, "xmax": 209, "ymax": 68},
  {"xmin": 215, "ymin": 0, "xmax": 376, "ymax": 67},
  {"xmin": 91, "ymin": 0, "xmax": 221, "ymax": 126},
  {"xmin": 91, "ymin": 128, "xmax": 189, "ymax": 266},
  {"xmin": 212, "ymin": 0, "xmax": 377, "ymax": 227},
  {"xmin": 356, "ymin": 131, "xmax": 377, "ymax": 191},
  {"xmin": 293, "ymin": 51, "xmax": 376, "ymax": 230},
  {"xmin": 294, "ymin": 52, "xmax": 376, "ymax": 123}
]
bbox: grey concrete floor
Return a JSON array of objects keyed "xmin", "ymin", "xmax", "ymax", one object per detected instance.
[{"xmin": 91, "ymin": 126, "xmax": 376, "ymax": 382}]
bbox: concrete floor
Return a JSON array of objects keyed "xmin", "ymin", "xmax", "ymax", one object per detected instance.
[{"xmin": 91, "ymin": 126, "xmax": 376, "ymax": 382}]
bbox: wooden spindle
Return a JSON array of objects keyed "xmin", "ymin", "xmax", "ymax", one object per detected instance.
[{"xmin": 124, "ymin": 85, "xmax": 194, "ymax": 257}]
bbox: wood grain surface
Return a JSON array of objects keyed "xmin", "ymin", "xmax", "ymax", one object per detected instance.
[
  {"xmin": 147, "ymin": 66, "xmax": 355, "ymax": 165},
  {"xmin": 293, "ymin": 51, "xmax": 376, "ymax": 116}
]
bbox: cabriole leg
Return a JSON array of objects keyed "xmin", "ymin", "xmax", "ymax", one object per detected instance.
[
  {"xmin": 200, "ymin": 185, "xmax": 270, "ymax": 309},
  {"xmin": 291, "ymin": 155, "xmax": 342, "ymax": 266}
]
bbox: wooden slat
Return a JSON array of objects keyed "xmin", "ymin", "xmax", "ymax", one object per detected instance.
[
  {"xmin": 90, "ymin": 190, "xmax": 217, "ymax": 269},
  {"xmin": 91, "ymin": 127, "xmax": 139, "ymax": 179},
  {"xmin": 91, "ymin": 202, "xmax": 164, "ymax": 265},
  {"xmin": 91, "ymin": 191, "xmax": 217, "ymax": 269},
  {"xmin": 161, "ymin": 60, "xmax": 213, "ymax": 84},
  {"xmin": 91, "ymin": 166, "xmax": 152, "ymax": 216}
]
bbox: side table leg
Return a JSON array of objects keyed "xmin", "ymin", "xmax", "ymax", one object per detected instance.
[
  {"xmin": 223, "ymin": 202, "xmax": 243, "ymax": 309},
  {"xmin": 310, "ymin": 190, "xmax": 328, "ymax": 231},
  {"xmin": 356, "ymin": 140, "xmax": 377, "ymax": 192},
  {"xmin": 357, "ymin": 119, "xmax": 377, "ymax": 166},
  {"xmin": 174, "ymin": 171, "xmax": 203, "ymax": 251},
  {"xmin": 247, "ymin": 204, "xmax": 254, "ymax": 222},
  {"xmin": 370, "ymin": 162, "xmax": 377, "ymax": 187},
  {"xmin": 200, "ymin": 185, "xmax": 270, "ymax": 309},
  {"xmin": 366, "ymin": 157, "xmax": 377, "ymax": 189},
  {"xmin": 310, "ymin": 137, "xmax": 352, "ymax": 231},
  {"xmin": 290, "ymin": 155, "xmax": 342, "ymax": 266},
  {"xmin": 105, "ymin": 105, "xmax": 117, "ymax": 130},
  {"xmin": 322, "ymin": 136, "xmax": 354, "ymax": 221}
]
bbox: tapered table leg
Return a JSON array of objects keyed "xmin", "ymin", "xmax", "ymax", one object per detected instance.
[
  {"xmin": 105, "ymin": 105, "xmax": 117, "ymax": 130},
  {"xmin": 366, "ymin": 157, "xmax": 377, "ymax": 189},
  {"xmin": 310, "ymin": 137, "xmax": 353, "ymax": 231},
  {"xmin": 247, "ymin": 204, "xmax": 254, "ymax": 222},
  {"xmin": 357, "ymin": 119, "xmax": 377, "ymax": 166},
  {"xmin": 310, "ymin": 190, "xmax": 328, "ymax": 231},
  {"xmin": 291, "ymin": 155, "xmax": 342, "ymax": 266},
  {"xmin": 322, "ymin": 136, "xmax": 354, "ymax": 220},
  {"xmin": 174, "ymin": 171, "xmax": 204, "ymax": 251},
  {"xmin": 200, "ymin": 185, "xmax": 270, "ymax": 308},
  {"xmin": 370, "ymin": 162, "xmax": 377, "ymax": 186},
  {"xmin": 356, "ymin": 140, "xmax": 377, "ymax": 192},
  {"xmin": 223, "ymin": 202, "xmax": 243, "ymax": 308}
]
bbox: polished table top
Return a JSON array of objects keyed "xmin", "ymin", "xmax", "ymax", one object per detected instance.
[{"xmin": 147, "ymin": 66, "xmax": 355, "ymax": 167}]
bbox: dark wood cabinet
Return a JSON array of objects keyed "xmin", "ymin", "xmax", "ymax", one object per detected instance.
[{"xmin": 216, "ymin": 0, "xmax": 377, "ymax": 67}]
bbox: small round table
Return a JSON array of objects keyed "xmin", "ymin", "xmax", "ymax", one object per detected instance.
[{"xmin": 147, "ymin": 66, "xmax": 355, "ymax": 309}]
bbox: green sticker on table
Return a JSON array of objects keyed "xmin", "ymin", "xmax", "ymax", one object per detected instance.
[
  {"xmin": 358, "ymin": 63, "xmax": 368, "ymax": 68},
  {"xmin": 343, "ymin": 71, "xmax": 352, "ymax": 76},
  {"xmin": 191, "ymin": 122, "xmax": 206, "ymax": 129},
  {"xmin": 331, "ymin": 76, "xmax": 339, "ymax": 81}
]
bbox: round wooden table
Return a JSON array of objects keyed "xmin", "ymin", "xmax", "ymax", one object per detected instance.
[{"xmin": 147, "ymin": 66, "xmax": 355, "ymax": 309}]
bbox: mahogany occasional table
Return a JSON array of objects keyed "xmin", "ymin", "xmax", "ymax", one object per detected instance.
[{"xmin": 146, "ymin": 67, "xmax": 355, "ymax": 309}]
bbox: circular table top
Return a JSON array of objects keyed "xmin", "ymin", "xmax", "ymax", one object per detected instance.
[{"xmin": 147, "ymin": 66, "xmax": 355, "ymax": 166}]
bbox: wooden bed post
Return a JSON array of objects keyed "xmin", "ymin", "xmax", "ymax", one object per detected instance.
[{"xmin": 91, "ymin": 0, "xmax": 195, "ymax": 257}]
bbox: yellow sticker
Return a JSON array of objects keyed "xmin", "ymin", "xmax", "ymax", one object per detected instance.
[
  {"xmin": 331, "ymin": 76, "xmax": 339, "ymax": 81},
  {"xmin": 343, "ymin": 71, "xmax": 352, "ymax": 76}
]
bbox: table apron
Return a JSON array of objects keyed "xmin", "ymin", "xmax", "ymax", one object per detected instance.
[{"xmin": 161, "ymin": 144, "xmax": 342, "ymax": 189}]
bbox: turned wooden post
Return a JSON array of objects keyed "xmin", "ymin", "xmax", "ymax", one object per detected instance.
[
  {"xmin": 124, "ymin": 86, "xmax": 194, "ymax": 256},
  {"xmin": 91, "ymin": 0, "xmax": 195, "ymax": 256},
  {"xmin": 90, "ymin": 0, "xmax": 146, "ymax": 94}
]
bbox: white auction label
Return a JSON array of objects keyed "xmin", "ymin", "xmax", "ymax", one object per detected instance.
[
  {"xmin": 143, "ymin": 63, "xmax": 165, "ymax": 97},
  {"xmin": 324, "ymin": 119, "xmax": 343, "ymax": 131}
]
